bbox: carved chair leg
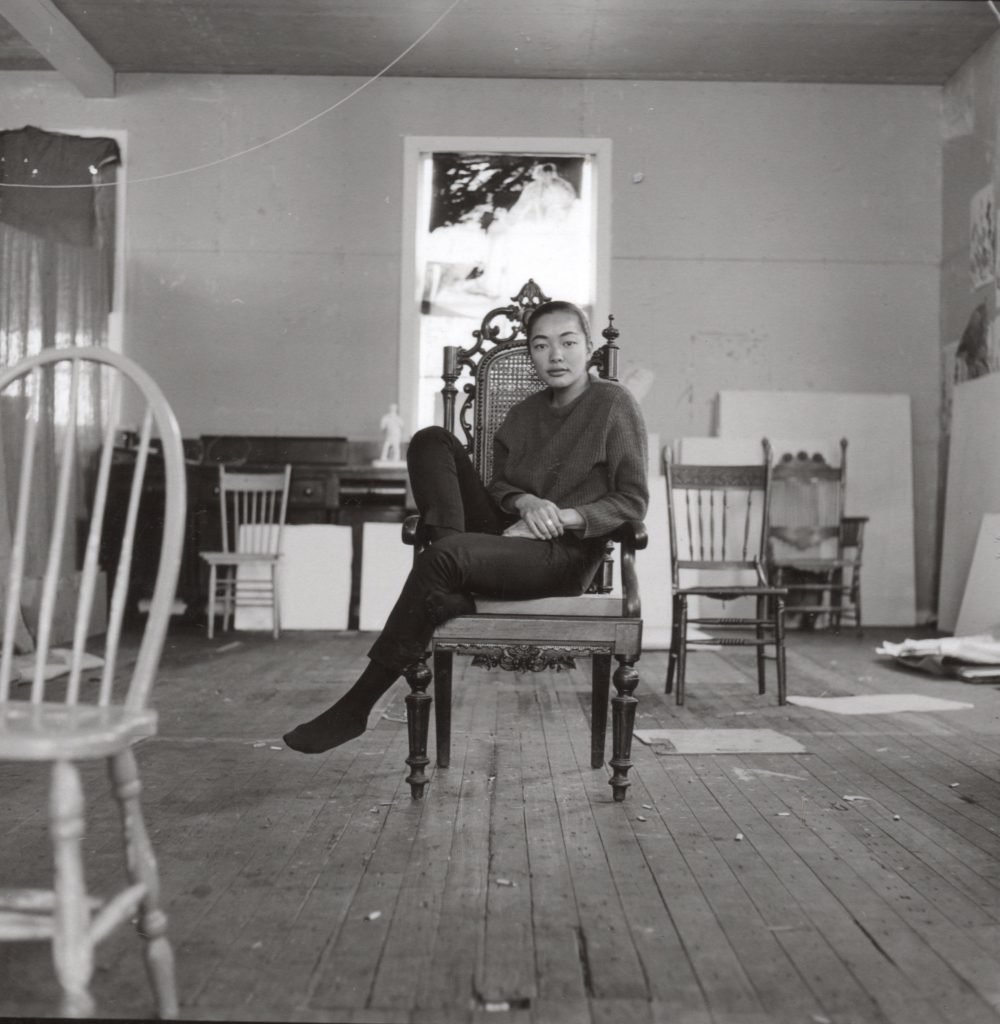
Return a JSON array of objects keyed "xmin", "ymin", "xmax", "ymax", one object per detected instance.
[
  {"xmin": 50, "ymin": 760, "xmax": 95, "ymax": 1019},
  {"xmin": 109, "ymin": 749, "xmax": 178, "ymax": 1019},
  {"xmin": 775, "ymin": 596, "xmax": 788, "ymax": 706},
  {"xmin": 591, "ymin": 653, "xmax": 611, "ymax": 769},
  {"xmin": 403, "ymin": 658, "xmax": 433, "ymax": 799},
  {"xmin": 433, "ymin": 650, "xmax": 454, "ymax": 769},
  {"xmin": 609, "ymin": 657, "xmax": 639, "ymax": 802}
]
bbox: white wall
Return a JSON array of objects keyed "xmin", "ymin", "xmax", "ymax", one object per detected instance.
[{"xmin": 0, "ymin": 72, "xmax": 942, "ymax": 617}]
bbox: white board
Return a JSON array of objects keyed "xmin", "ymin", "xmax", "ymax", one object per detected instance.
[
  {"xmin": 359, "ymin": 522, "xmax": 414, "ymax": 632},
  {"xmin": 717, "ymin": 391, "xmax": 916, "ymax": 626},
  {"xmin": 234, "ymin": 524, "xmax": 351, "ymax": 631},
  {"xmin": 939, "ymin": 374, "xmax": 1000, "ymax": 632},
  {"xmin": 638, "ymin": 474, "xmax": 674, "ymax": 649},
  {"xmin": 955, "ymin": 513, "xmax": 1000, "ymax": 637}
]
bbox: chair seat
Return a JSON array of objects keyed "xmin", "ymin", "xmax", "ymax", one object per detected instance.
[
  {"xmin": 0, "ymin": 703, "xmax": 158, "ymax": 761},
  {"xmin": 199, "ymin": 551, "xmax": 280, "ymax": 565},
  {"xmin": 434, "ymin": 610, "xmax": 641, "ymax": 657}
]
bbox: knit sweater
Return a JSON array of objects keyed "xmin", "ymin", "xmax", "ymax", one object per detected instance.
[{"xmin": 488, "ymin": 379, "xmax": 649, "ymax": 539}]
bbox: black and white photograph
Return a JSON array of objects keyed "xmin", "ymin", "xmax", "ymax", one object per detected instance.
[{"xmin": 2, "ymin": 4, "xmax": 1000, "ymax": 1024}]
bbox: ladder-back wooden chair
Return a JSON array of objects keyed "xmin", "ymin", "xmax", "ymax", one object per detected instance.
[
  {"xmin": 767, "ymin": 440, "xmax": 867, "ymax": 632},
  {"xmin": 0, "ymin": 346, "xmax": 184, "ymax": 1018},
  {"xmin": 400, "ymin": 280, "xmax": 648, "ymax": 802},
  {"xmin": 199, "ymin": 464, "xmax": 291, "ymax": 639},
  {"xmin": 664, "ymin": 440, "xmax": 788, "ymax": 706}
]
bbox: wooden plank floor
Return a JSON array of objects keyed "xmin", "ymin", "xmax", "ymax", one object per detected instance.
[{"xmin": 2, "ymin": 625, "xmax": 999, "ymax": 1023}]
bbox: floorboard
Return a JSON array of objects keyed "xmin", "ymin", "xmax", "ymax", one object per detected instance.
[{"xmin": 2, "ymin": 626, "xmax": 999, "ymax": 1024}]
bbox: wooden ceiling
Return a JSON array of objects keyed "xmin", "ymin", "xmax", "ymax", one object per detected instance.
[{"xmin": 0, "ymin": 0, "xmax": 995, "ymax": 98}]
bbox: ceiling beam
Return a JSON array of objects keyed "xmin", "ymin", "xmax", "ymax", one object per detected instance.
[{"xmin": 0, "ymin": 0, "xmax": 114, "ymax": 96}]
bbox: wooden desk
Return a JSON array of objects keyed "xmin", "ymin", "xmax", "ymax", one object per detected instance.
[{"xmin": 104, "ymin": 443, "xmax": 412, "ymax": 630}]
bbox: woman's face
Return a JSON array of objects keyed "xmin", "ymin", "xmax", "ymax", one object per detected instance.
[{"xmin": 528, "ymin": 310, "xmax": 591, "ymax": 405}]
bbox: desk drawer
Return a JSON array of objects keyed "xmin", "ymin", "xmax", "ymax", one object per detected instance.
[{"xmin": 289, "ymin": 477, "xmax": 327, "ymax": 507}]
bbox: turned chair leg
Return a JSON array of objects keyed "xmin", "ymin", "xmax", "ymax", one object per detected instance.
[
  {"xmin": 675, "ymin": 596, "xmax": 689, "ymax": 706},
  {"xmin": 775, "ymin": 596, "xmax": 788, "ymax": 706},
  {"xmin": 591, "ymin": 653, "xmax": 611, "ymax": 769},
  {"xmin": 403, "ymin": 658, "xmax": 433, "ymax": 799},
  {"xmin": 50, "ymin": 760, "xmax": 95, "ymax": 1019},
  {"xmin": 609, "ymin": 657, "xmax": 640, "ymax": 802},
  {"xmin": 665, "ymin": 594, "xmax": 681, "ymax": 695},
  {"xmin": 109, "ymin": 750, "xmax": 178, "ymax": 1019},
  {"xmin": 206, "ymin": 565, "xmax": 217, "ymax": 639},
  {"xmin": 755, "ymin": 594, "xmax": 767, "ymax": 695},
  {"xmin": 271, "ymin": 564, "xmax": 281, "ymax": 640}
]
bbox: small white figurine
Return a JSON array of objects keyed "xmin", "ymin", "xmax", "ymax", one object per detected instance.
[{"xmin": 377, "ymin": 403, "xmax": 405, "ymax": 465}]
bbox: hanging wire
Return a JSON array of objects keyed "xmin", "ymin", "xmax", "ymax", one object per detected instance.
[
  {"xmin": 0, "ymin": 0, "xmax": 462, "ymax": 190},
  {"xmin": 989, "ymin": 1, "xmax": 1000, "ymax": 24}
]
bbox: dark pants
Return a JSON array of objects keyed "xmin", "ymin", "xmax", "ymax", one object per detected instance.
[{"xmin": 368, "ymin": 426, "xmax": 604, "ymax": 672}]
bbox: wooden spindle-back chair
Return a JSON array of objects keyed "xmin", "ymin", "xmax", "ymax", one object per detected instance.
[
  {"xmin": 199, "ymin": 465, "xmax": 291, "ymax": 639},
  {"xmin": 0, "ymin": 346, "xmax": 184, "ymax": 1018},
  {"xmin": 664, "ymin": 439, "xmax": 788, "ymax": 706}
]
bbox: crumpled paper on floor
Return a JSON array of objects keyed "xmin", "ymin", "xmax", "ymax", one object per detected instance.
[{"xmin": 876, "ymin": 634, "xmax": 1000, "ymax": 682}]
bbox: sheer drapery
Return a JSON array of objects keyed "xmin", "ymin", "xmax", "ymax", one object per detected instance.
[{"xmin": 0, "ymin": 126, "xmax": 120, "ymax": 652}]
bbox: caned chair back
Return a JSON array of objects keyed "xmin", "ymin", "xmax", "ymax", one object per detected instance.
[
  {"xmin": 470, "ymin": 344, "xmax": 545, "ymax": 484},
  {"xmin": 0, "ymin": 347, "xmax": 185, "ymax": 710},
  {"xmin": 217, "ymin": 466, "xmax": 291, "ymax": 557},
  {"xmin": 664, "ymin": 441, "xmax": 773, "ymax": 585},
  {"xmin": 768, "ymin": 439, "xmax": 847, "ymax": 562},
  {"xmin": 441, "ymin": 279, "xmax": 622, "ymax": 485}
]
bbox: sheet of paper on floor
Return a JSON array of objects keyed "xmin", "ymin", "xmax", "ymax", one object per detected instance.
[
  {"xmin": 786, "ymin": 693, "xmax": 974, "ymax": 714},
  {"xmin": 938, "ymin": 373, "xmax": 1000, "ymax": 631},
  {"xmin": 10, "ymin": 648, "xmax": 104, "ymax": 685},
  {"xmin": 716, "ymin": 390, "xmax": 916, "ymax": 626}
]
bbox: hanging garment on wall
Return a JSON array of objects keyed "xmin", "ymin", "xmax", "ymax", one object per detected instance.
[{"xmin": 0, "ymin": 125, "xmax": 119, "ymax": 246}]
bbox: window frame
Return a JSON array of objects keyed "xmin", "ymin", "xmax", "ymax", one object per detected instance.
[{"xmin": 397, "ymin": 135, "xmax": 612, "ymax": 435}]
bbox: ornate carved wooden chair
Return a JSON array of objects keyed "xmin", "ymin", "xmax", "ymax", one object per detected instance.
[
  {"xmin": 767, "ymin": 440, "xmax": 867, "ymax": 633},
  {"xmin": 664, "ymin": 440, "xmax": 788, "ymax": 706},
  {"xmin": 400, "ymin": 280, "xmax": 648, "ymax": 801},
  {"xmin": 0, "ymin": 346, "xmax": 183, "ymax": 1018}
]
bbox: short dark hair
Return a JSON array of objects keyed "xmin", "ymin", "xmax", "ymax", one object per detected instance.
[{"xmin": 524, "ymin": 300, "xmax": 592, "ymax": 350}]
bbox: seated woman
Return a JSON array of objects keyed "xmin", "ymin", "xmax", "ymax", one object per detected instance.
[{"xmin": 284, "ymin": 300, "xmax": 648, "ymax": 754}]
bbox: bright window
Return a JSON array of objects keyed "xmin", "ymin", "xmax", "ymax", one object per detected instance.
[{"xmin": 399, "ymin": 137, "xmax": 611, "ymax": 433}]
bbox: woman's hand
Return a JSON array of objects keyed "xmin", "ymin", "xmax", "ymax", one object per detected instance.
[{"xmin": 512, "ymin": 494, "xmax": 565, "ymax": 540}]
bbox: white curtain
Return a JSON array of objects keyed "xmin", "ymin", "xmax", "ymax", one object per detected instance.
[{"xmin": 0, "ymin": 126, "xmax": 120, "ymax": 652}]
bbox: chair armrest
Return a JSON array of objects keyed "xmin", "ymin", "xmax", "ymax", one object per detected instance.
[
  {"xmin": 609, "ymin": 520, "xmax": 647, "ymax": 618},
  {"xmin": 608, "ymin": 519, "xmax": 648, "ymax": 551},
  {"xmin": 402, "ymin": 514, "xmax": 423, "ymax": 547}
]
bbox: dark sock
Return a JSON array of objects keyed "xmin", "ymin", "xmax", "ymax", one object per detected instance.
[{"xmin": 283, "ymin": 660, "xmax": 399, "ymax": 754}]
